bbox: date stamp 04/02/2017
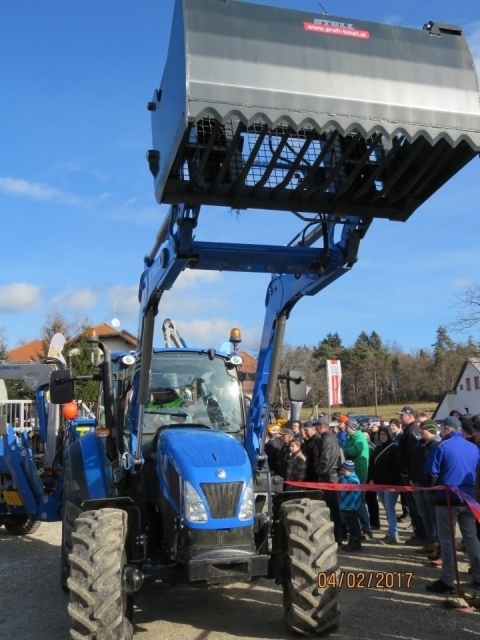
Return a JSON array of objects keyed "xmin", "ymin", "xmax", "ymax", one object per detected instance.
[{"xmin": 317, "ymin": 571, "xmax": 414, "ymax": 590}]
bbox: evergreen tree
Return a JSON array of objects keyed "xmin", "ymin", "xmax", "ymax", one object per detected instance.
[{"xmin": 312, "ymin": 332, "xmax": 343, "ymax": 362}]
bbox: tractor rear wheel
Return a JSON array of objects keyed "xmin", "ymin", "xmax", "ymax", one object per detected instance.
[
  {"xmin": 279, "ymin": 498, "xmax": 340, "ymax": 635},
  {"xmin": 68, "ymin": 508, "xmax": 133, "ymax": 640},
  {"xmin": 3, "ymin": 515, "xmax": 40, "ymax": 536}
]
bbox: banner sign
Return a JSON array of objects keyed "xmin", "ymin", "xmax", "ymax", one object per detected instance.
[{"xmin": 326, "ymin": 359, "xmax": 342, "ymax": 405}]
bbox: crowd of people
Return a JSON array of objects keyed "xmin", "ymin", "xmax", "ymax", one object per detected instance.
[{"xmin": 265, "ymin": 406, "xmax": 480, "ymax": 595}]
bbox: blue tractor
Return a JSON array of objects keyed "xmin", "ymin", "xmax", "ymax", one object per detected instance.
[
  {"xmin": 0, "ymin": 356, "xmax": 96, "ymax": 536},
  {"xmin": 48, "ymin": 1, "xmax": 480, "ymax": 638}
]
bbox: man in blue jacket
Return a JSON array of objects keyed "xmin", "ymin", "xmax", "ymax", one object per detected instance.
[{"xmin": 425, "ymin": 416, "xmax": 480, "ymax": 593}]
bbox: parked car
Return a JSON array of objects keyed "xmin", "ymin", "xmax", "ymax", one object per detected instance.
[{"xmin": 357, "ymin": 415, "xmax": 382, "ymax": 425}]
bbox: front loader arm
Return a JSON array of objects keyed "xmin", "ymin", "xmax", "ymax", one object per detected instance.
[{"xmin": 245, "ymin": 215, "xmax": 370, "ymax": 469}]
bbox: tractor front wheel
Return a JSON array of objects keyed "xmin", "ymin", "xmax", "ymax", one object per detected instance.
[
  {"xmin": 3, "ymin": 515, "xmax": 40, "ymax": 536},
  {"xmin": 279, "ymin": 498, "xmax": 340, "ymax": 635},
  {"xmin": 68, "ymin": 508, "xmax": 133, "ymax": 640},
  {"xmin": 61, "ymin": 498, "xmax": 82, "ymax": 593}
]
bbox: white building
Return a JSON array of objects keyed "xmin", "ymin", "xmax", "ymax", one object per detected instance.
[{"xmin": 433, "ymin": 358, "xmax": 480, "ymax": 419}]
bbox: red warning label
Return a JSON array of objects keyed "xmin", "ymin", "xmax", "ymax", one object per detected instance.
[{"xmin": 304, "ymin": 22, "xmax": 370, "ymax": 39}]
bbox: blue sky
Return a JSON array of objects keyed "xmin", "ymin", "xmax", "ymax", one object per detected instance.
[{"xmin": 1, "ymin": 0, "xmax": 480, "ymax": 355}]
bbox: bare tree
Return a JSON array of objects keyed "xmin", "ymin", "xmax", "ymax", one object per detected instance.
[
  {"xmin": 450, "ymin": 283, "xmax": 480, "ymax": 333},
  {"xmin": 0, "ymin": 328, "xmax": 8, "ymax": 360},
  {"xmin": 39, "ymin": 312, "xmax": 76, "ymax": 358}
]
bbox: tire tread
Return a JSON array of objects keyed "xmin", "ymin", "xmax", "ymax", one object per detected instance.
[{"xmin": 279, "ymin": 497, "xmax": 340, "ymax": 636}]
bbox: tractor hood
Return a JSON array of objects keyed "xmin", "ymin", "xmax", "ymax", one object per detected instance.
[
  {"xmin": 150, "ymin": 0, "xmax": 480, "ymax": 221},
  {"xmin": 160, "ymin": 428, "xmax": 247, "ymax": 469},
  {"xmin": 156, "ymin": 428, "xmax": 253, "ymax": 528}
]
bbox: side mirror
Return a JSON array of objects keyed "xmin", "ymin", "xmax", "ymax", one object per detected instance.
[
  {"xmin": 49, "ymin": 369, "xmax": 74, "ymax": 404},
  {"xmin": 286, "ymin": 369, "xmax": 306, "ymax": 402}
]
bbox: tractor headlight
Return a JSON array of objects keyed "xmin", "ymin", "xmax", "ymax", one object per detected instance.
[
  {"xmin": 238, "ymin": 481, "xmax": 254, "ymax": 521},
  {"xmin": 184, "ymin": 481, "xmax": 208, "ymax": 523}
]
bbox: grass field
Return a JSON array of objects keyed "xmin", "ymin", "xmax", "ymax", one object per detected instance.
[{"xmin": 299, "ymin": 403, "xmax": 436, "ymax": 422}]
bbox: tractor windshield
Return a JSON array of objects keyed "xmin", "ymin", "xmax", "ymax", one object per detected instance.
[{"xmin": 145, "ymin": 351, "xmax": 244, "ymax": 438}]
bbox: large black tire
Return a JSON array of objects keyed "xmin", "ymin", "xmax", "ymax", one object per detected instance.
[
  {"xmin": 279, "ymin": 498, "xmax": 340, "ymax": 636},
  {"xmin": 68, "ymin": 508, "xmax": 133, "ymax": 640},
  {"xmin": 0, "ymin": 515, "xmax": 5, "ymax": 528},
  {"xmin": 61, "ymin": 499, "xmax": 82, "ymax": 593},
  {"xmin": 3, "ymin": 515, "xmax": 41, "ymax": 536}
]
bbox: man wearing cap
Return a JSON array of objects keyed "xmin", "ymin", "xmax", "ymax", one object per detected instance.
[
  {"xmin": 397, "ymin": 406, "xmax": 428, "ymax": 545},
  {"xmin": 425, "ymin": 416, "xmax": 480, "ymax": 593},
  {"xmin": 302, "ymin": 421, "xmax": 323, "ymax": 482},
  {"xmin": 265, "ymin": 425, "xmax": 283, "ymax": 474},
  {"xmin": 314, "ymin": 418, "xmax": 343, "ymax": 480},
  {"xmin": 410, "ymin": 420, "xmax": 442, "ymax": 554},
  {"xmin": 344, "ymin": 418, "xmax": 373, "ymax": 538},
  {"xmin": 314, "ymin": 417, "xmax": 344, "ymax": 543},
  {"xmin": 336, "ymin": 414, "xmax": 349, "ymax": 448},
  {"xmin": 277, "ymin": 428, "xmax": 295, "ymax": 479}
]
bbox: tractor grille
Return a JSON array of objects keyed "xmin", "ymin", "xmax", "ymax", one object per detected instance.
[{"xmin": 200, "ymin": 481, "xmax": 243, "ymax": 519}]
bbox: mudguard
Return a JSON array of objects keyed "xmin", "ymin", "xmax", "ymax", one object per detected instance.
[{"xmin": 64, "ymin": 433, "xmax": 115, "ymax": 502}]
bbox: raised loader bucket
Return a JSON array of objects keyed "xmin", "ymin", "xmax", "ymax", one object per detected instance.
[{"xmin": 148, "ymin": 0, "xmax": 480, "ymax": 221}]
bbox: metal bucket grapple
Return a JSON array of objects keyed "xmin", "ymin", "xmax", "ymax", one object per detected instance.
[{"xmin": 148, "ymin": 0, "xmax": 480, "ymax": 221}]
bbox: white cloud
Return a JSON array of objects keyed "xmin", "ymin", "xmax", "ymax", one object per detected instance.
[
  {"xmin": 51, "ymin": 288, "xmax": 98, "ymax": 312},
  {"xmin": 108, "ymin": 205, "xmax": 160, "ymax": 227},
  {"xmin": 0, "ymin": 283, "xmax": 42, "ymax": 312},
  {"xmin": 451, "ymin": 278, "xmax": 474, "ymax": 289},
  {"xmin": 106, "ymin": 285, "xmax": 139, "ymax": 322},
  {"xmin": 0, "ymin": 177, "xmax": 62, "ymax": 201},
  {"xmin": 175, "ymin": 318, "xmax": 260, "ymax": 350},
  {"xmin": 173, "ymin": 270, "xmax": 223, "ymax": 290},
  {"xmin": 0, "ymin": 176, "xmax": 109, "ymax": 207},
  {"xmin": 101, "ymin": 283, "xmax": 259, "ymax": 348}
]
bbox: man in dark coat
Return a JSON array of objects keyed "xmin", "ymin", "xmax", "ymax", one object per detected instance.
[
  {"xmin": 277, "ymin": 428, "xmax": 295, "ymax": 479},
  {"xmin": 397, "ymin": 406, "xmax": 427, "ymax": 544},
  {"xmin": 314, "ymin": 417, "xmax": 343, "ymax": 481},
  {"xmin": 265, "ymin": 425, "xmax": 283, "ymax": 474},
  {"xmin": 302, "ymin": 421, "xmax": 323, "ymax": 481},
  {"xmin": 369, "ymin": 426, "xmax": 401, "ymax": 543},
  {"xmin": 411, "ymin": 420, "xmax": 442, "ymax": 554},
  {"xmin": 314, "ymin": 417, "xmax": 343, "ymax": 543}
]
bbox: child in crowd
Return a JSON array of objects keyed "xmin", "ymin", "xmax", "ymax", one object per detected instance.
[
  {"xmin": 285, "ymin": 437, "xmax": 307, "ymax": 489},
  {"xmin": 339, "ymin": 460, "xmax": 362, "ymax": 551}
]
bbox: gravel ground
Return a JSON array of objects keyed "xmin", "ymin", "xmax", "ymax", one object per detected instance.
[{"xmin": 0, "ymin": 516, "xmax": 479, "ymax": 640}]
